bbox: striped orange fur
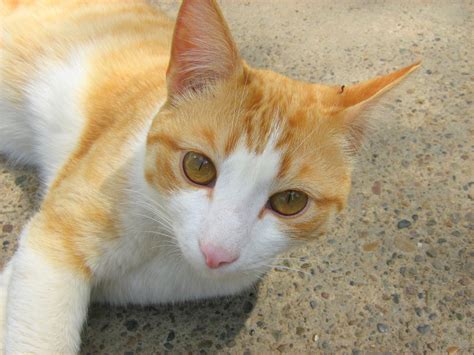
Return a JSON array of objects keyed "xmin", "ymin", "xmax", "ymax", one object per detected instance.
[
  {"xmin": 0, "ymin": 1, "xmax": 420, "ymax": 351},
  {"xmin": 1, "ymin": 0, "xmax": 419, "ymax": 274}
]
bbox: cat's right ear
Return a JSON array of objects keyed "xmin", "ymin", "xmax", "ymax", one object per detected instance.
[{"xmin": 166, "ymin": 0, "xmax": 242, "ymax": 99}]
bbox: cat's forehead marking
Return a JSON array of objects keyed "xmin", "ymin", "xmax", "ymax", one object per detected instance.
[
  {"xmin": 218, "ymin": 142, "xmax": 280, "ymax": 194},
  {"xmin": 238, "ymin": 70, "xmax": 319, "ymax": 156},
  {"xmin": 219, "ymin": 121, "xmax": 282, "ymax": 188},
  {"xmin": 146, "ymin": 68, "xmax": 350, "ymax": 208}
]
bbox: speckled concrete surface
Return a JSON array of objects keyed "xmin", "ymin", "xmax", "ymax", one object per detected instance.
[{"xmin": 1, "ymin": 1, "xmax": 472, "ymax": 353}]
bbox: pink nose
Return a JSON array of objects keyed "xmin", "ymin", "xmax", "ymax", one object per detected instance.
[{"xmin": 200, "ymin": 243, "xmax": 238, "ymax": 269}]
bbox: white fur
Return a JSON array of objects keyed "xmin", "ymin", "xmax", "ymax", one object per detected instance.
[
  {"xmin": 0, "ymin": 50, "xmax": 92, "ymax": 352},
  {"xmin": 92, "ymin": 136, "xmax": 289, "ymax": 305},
  {"xmin": 0, "ymin": 10, "xmax": 294, "ymax": 355},
  {"xmin": 0, "ymin": 51, "xmax": 88, "ymax": 186},
  {"xmin": 0, "ymin": 52, "xmax": 291, "ymax": 348},
  {"xmin": 173, "ymin": 139, "xmax": 286, "ymax": 274},
  {"xmin": 25, "ymin": 54, "xmax": 89, "ymax": 186},
  {"xmin": 0, "ymin": 262, "xmax": 12, "ymax": 348},
  {"xmin": 1, "ymin": 227, "xmax": 90, "ymax": 353}
]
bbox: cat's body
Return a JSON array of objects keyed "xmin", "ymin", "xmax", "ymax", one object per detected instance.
[
  {"xmin": 0, "ymin": 0, "xmax": 418, "ymax": 352},
  {"xmin": 0, "ymin": 0, "xmax": 251, "ymax": 305}
]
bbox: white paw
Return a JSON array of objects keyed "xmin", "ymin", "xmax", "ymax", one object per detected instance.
[{"xmin": 0, "ymin": 261, "xmax": 13, "ymax": 352}]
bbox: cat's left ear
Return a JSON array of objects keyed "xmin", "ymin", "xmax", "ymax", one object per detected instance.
[
  {"xmin": 334, "ymin": 62, "xmax": 420, "ymax": 152},
  {"xmin": 166, "ymin": 0, "xmax": 242, "ymax": 99}
]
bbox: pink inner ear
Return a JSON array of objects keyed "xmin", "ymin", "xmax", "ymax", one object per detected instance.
[{"xmin": 166, "ymin": 0, "xmax": 241, "ymax": 97}]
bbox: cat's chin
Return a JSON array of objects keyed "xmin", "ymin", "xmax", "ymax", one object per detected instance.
[
  {"xmin": 179, "ymin": 255, "xmax": 248, "ymax": 280},
  {"xmin": 187, "ymin": 262, "xmax": 242, "ymax": 280},
  {"xmin": 184, "ymin": 258, "xmax": 268, "ymax": 284}
]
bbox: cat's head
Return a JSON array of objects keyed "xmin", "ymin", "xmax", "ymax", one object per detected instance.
[{"xmin": 144, "ymin": 0, "xmax": 419, "ymax": 279}]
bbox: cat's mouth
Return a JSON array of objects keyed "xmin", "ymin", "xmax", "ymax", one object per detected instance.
[
  {"xmin": 181, "ymin": 250, "xmax": 270, "ymax": 282},
  {"xmin": 178, "ymin": 247, "xmax": 245, "ymax": 279},
  {"xmin": 186, "ymin": 256, "xmax": 240, "ymax": 278}
]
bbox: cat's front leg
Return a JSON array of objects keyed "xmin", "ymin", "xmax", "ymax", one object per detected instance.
[{"xmin": 1, "ymin": 222, "xmax": 91, "ymax": 354}]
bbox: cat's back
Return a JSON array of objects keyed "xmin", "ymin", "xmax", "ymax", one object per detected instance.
[
  {"xmin": 0, "ymin": 0, "xmax": 172, "ymax": 181},
  {"xmin": 1, "ymin": 0, "xmax": 173, "ymax": 95}
]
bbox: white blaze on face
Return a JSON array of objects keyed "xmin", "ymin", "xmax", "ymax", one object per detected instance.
[
  {"xmin": 171, "ymin": 126, "xmax": 290, "ymax": 276},
  {"xmin": 206, "ymin": 140, "xmax": 280, "ymax": 251}
]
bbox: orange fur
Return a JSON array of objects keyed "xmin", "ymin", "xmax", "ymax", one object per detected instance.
[
  {"xmin": 2, "ymin": 1, "xmax": 173, "ymax": 274},
  {"xmin": 0, "ymin": 0, "xmax": 419, "ymax": 275},
  {"xmin": 146, "ymin": 60, "xmax": 418, "ymax": 240}
]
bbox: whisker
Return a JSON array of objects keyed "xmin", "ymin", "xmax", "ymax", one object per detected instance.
[
  {"xmin": 244, "ymin": 258, "xmax": 313, "ymax": 278},
  {"xmin": 123, "ymin": 187, "xmax": 174, "ymax": 210},
  {"xmin": 270, "ymin": 265, "xmax": 312, "ymax": 277},
  {"xmin": 142, "ymin": 230, "xmax": 174, "ymax": 238},
  {"xmin": 150, "ymin": 244, "xmax": 181, "ymax": 252},
  {"xmin": 127, "ymin": 212, "xmax": 175, "ymax": 232},
  {"xmin": 122, "ymin": 188, "xmax": 175, "ymax": 212},
  {"xmin": 123, "ymin": 196, "xmax": 175, "ymax": 226},
  {"xmin": 269, "ymin": 257, "xmax": 320, "ymax": 264}
]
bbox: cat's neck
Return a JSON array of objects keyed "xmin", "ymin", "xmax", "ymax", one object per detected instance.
[{"xmin": 89, "ymin": 104, "xmax": 172, "ymax": 279}]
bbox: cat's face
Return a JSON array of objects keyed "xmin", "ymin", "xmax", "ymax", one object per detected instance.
[
  {"xmin": 144, "ymin": 0, "xmax": 418, "ymax": 279},
  {"xmin": 145, "ymin": 68, "xmax": 352, "ymax": 277}
]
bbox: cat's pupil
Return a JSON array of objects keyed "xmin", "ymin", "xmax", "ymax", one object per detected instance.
[
  {"xmin": 287, "ymin": 191, "xmax": 298, "ymax": 204},
  {"xmin": 182, "ymin": 151, "xmax": 217, "ymax": 186},
  {"xmin": 269, "ymin": 190, "xmax": 308, "ymax": 217}
]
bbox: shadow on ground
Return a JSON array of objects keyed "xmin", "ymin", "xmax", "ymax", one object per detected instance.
[
  {"xmin": 1, "ymin": 1, "xmax": 472, "ymax": 353},
  {"xmin": 81, "ymin": 290, "xmax": 258, "ymax": 353}
]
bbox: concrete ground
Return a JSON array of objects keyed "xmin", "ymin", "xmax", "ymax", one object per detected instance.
[{"xmin": 1, "ymin": 0, "xmax": 472, "ymax": 353}]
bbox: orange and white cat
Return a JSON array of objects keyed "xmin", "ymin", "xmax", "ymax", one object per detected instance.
[{"xmin": 0, "ymin": 0, "xmax": 419, "ymax": 352}]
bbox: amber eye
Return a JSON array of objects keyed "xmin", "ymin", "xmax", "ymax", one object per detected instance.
[
  {"xmin": 269, "ymin": 190, "xmax": 308, "ymax": 216},
  {"xmin": 182, "ymin": 152, "xmax": 217, "ymax": 186}
]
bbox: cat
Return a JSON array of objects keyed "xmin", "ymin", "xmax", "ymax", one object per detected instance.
[{"xmin": 0, "ymin": 0, "xmax": 419, "ymax": 352}]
